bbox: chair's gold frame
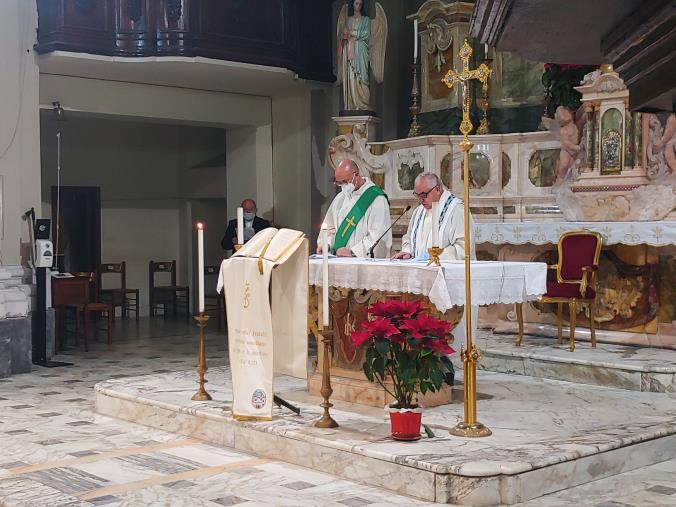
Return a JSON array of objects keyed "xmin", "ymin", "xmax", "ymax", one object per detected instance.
[{"xmin": 515, "ymin": 231, "xmax": 603, "ymax": 352}]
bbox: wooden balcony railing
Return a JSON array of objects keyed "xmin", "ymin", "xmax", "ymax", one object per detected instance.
[{"xmin": 36, "ymin": 0, "xmax": 335, "ymax": 83}]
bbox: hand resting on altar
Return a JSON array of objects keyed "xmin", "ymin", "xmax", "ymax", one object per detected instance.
[{"xmin": 392, "ymin": 251, "xmax": 413, "ymax": 260}]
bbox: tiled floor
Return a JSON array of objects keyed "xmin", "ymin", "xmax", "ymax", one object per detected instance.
[{"xmin": 1, "ymin": 319, "xmax": 675, "ymax": 506}]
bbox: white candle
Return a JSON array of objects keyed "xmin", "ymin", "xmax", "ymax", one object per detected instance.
[
  {"xmin": 237, "ymin": 207, "xmax": 244, "ymax": 245},
  {"xmin": 431, "ymin": 202, "xmax": 439, "ymax": 247},
  {"xmin": 484, "ymin": 43, "xmax": 489, "ymax": 58},
  {"xmin": 413, "ymin": 19, "xmax": 418, "ymax": 62},
  {"xmin": 321, "ymin": 223, "xmax": 329, "ymax": 328},
  {"xmin": 197, "ymin": 222, "xmax": 205, "ymax": 313}
]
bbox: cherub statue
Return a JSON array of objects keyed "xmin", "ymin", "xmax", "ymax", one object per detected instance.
[
  {"xmin": 336, "ymin": 0, "xmax": 387, "ymax": 112},
  {"xmin": 652, "ymin": 113, "xmax": 676, "ymax": 174},
  {"xmin": 542, "ymin": 106, "xmax": 586, "ymax": 184}
]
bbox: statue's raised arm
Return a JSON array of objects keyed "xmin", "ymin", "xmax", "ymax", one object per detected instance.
[{"xmin": 336, "ymin": 0, "xmax": 388, "ymax": 113}]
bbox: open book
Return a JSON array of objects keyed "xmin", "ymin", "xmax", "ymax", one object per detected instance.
[{"xmin": 232, "ymin": 228, "xmax": 305, "ymax": 265}]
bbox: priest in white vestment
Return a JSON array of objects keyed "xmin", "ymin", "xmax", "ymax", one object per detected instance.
[
  {"xmin": 393, "ymin": 172, "xmax": 477, "ymax": 351},
  {"xmin": 394, "ymin": 172, "xmax": 475, "ymax": 261},
  {"xmin": 318, "ymin": 159, "xmax": 392, "ymax": 258}
]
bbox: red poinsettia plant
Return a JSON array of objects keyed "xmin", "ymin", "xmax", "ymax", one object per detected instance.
[{"xmin": 352, "ymin": 300, "xmax": 455, "ymax": 409}]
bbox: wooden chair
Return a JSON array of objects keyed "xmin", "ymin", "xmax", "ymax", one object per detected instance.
[
  {"xmin": 98, "ymin": 261, "xmax": 139, "ymax": 320},
  {"xmin": 204, "ymin": 265, "xmax": 225, "ymax": 330},
  {"xmin": 149, "ymin": 260, "xmax": 189, "ymax": 318},
  {"xmin": 62, "ymin": 272, "xmax": 113, "ymax": 352},
  {"xmin": 515, "ymin": 231, "xmax": 603, "ymax": 352}
]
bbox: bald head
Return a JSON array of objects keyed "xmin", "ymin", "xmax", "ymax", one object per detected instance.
[
  {"xmin": 334, "ymin": 159, "xmax": 360, "ymax": 181},
  {"xmin": 240, "ymin": 199, "xmax": 257, "ymax": 213}
]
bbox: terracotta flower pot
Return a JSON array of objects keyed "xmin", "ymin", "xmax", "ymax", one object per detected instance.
[{"xmin": 388, "ymin": 407, "xmax": 422, "ymax": 441}]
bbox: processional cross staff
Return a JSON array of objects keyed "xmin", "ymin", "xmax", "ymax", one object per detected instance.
[{"xmin": 442, "ymin": 39, "xmax": 492, "ymax": 438}]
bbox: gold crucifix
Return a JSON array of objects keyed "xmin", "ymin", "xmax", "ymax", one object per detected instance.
[
  {"xmin": 442, "ymin": 39, "xmax": 492, "ymax": 439},
  {"xmin": 442, "ymin": 40, "xmax": 492, "ymax": 143},
  {"xmin": 341, "ymin": 216, "xmax": 356, "ymax": 237}
]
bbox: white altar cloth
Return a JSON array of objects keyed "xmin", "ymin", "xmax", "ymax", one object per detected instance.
[
  {"xmin": 474, "ymin": 221, "xmax": 676, "ymax": 247},
  {"xmin": 308, "ymin": 258, "xmax": 547, "ymax": 313}
]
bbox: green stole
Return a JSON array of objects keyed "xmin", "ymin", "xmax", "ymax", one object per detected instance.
[{"xmin": 333, "ymin": 185, "xmax": 386, "ymax": 254}]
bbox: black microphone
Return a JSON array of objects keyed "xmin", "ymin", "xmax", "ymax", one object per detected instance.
[{"xmin": 368, "ymin": 205, "xmax": 411, "ymax": 258}]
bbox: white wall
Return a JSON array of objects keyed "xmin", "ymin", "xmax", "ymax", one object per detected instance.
[
  {"xmin": 0, "ymin": 1, "xmax": 40, "ymax": 265},
  {"xmin": 40, "ymin": 115, "xmax": 226, "ymax": 314}
]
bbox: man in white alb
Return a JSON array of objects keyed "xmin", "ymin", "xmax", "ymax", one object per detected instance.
[
  {"xmin": 393, "ymin": 172, "xmax": 476, "ymax": 350},
  {"xmin": 318, "ymin": 159, "xmax": 392, "ymax": 258},
  {"xmin": 393, "ymin": 172, "xmax": 475, "ymax": 261}
]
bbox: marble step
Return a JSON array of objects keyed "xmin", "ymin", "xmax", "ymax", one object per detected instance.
[
  {"xmin": 478, "ymin": 334, "xmax": 676, "ymax": 393},
  {"xmin": 96, "ymin": 367, "xmax": 676, "ymax": 506}
]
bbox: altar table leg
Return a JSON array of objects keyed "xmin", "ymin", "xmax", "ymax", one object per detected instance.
[{"xmin": 515, "ymin": 303, "xmax": 524, "ymax": 346}]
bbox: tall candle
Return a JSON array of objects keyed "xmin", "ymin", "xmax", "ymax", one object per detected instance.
[
  {"xmin": 236, "ymin": 207, "xmax": 244, "ymax": 245},
  {"xmin": 321, "ymin": 223, "xmax": 329, "ymax": 328},
  {"xmin": 431, "ymin": 202, "xmax": 439, "ymax": 247},
  {"xmin": 484, "ymin": 43, "xmax": 489, "ymax": 59},
  {"xmin": 413, "ymin": 19, "xmax": 418, "ymax": 62},
  {"xmin": 197, "ymin": 222, "xmax": 205, "ymax": 313}
]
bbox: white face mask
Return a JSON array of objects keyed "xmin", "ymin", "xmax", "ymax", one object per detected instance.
[
  {"xmin": 340, "ymin": 182, "xmax": 356, "ymax": 196},
  {"xmin": 339, "ymin": 173, "xmax": 357, "ymax": 196},
  {"xmin": 243, "ymin": 212, "xmax": 256, "ymax": 221}
]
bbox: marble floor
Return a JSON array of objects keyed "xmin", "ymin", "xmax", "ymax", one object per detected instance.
[{"xmin": 0, "ymin": 318, "xmax": 675, "ymax": 506}]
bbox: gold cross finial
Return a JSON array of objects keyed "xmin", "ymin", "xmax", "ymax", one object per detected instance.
[{"xmin": 442, "ymin": 39, "xmax": 492, "ymax": 139}]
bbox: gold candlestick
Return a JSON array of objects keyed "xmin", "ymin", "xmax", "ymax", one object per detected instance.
[
  {"xmin": 408, "ymin": 62, "xmax": 422, "ymax": 137},
  {"xmin": 234, "ymin": 244, "xmax": 242, "ymax": 252},
  {"xmin": 427, "ymin": 246, "xmax": 442, "ymax": 266},
  {"xmin": 476, "ymin": 58, "xmax": 492, "ymax": 135},
  {"xmin": 191, "ymin": 313, "xmax": 212, "ymax": 401},
  {"xmin": 442, "ymin": 39, "xmax": 492, "ymax": 438},
  {"xmin": 315, "ymin": 328, "xmax": 338, "ymax": 428}
]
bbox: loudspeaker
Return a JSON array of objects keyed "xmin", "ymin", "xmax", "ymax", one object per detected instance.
[{"xmin": 35, "ymin": 219, "xmax": 50, "ymax": 240}]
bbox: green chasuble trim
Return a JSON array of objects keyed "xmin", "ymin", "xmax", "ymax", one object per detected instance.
[{"xmin": 333, "ymin": 185, "xmax": 386, "ymax": 254}]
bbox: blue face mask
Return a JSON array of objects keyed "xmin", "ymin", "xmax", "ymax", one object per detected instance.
[{"xmin": 243, "ymin": 212, "xmax": 256, "ymax": 221}]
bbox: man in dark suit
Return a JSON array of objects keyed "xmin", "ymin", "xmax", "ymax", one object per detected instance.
[{"xmin": 221, "ymin": 199, "xmax": 271, "ymax": 252}]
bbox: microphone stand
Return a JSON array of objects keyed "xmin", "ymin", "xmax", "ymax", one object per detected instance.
[{"xmin": 368, "ymin": 205, "xmax": 411, "ymax": 259}]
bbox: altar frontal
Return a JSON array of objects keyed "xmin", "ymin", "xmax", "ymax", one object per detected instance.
[{"xmin": 218, "ymin": 228, "xmax": 308, "ymax": 420}]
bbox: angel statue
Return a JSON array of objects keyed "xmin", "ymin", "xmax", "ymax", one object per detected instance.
[
  {"xmin": 337, "ymin": 0, "xmax": 387, "ymax": 113},
  {"xmin": 649, "ymin": 113, "xmax": 676, "ymax": 178},
  {"xmin": 542, "ymin": 105, "xmax": 587, "ymax": 185}
]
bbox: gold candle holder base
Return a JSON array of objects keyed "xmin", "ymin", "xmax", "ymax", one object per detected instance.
[
  {"xmin": 315, "ymin": 328, "xmax": 339, "ymax": 428},
  {"xmin": 191, "ymin": 313, "xmax": 212, "ymax": 401},
  {"xmin": 234, "ymin": 244, "xmax": 242, "ymax": 252},
  {"xmin": 427, "ymin": 247, "xmax": 442, "ymax": 266},
  {"xmin": 449, "ymin": 421, "xmax": 492, "ymax": 438}
]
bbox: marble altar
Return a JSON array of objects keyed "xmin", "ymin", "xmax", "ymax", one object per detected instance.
[{"xmin": 307, "ymin": 258, "xmax": 546, "ymax": 406}]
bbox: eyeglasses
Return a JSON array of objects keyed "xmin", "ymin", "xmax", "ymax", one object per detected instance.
[{"xmin": 412, "ymin": 185, "xmax": 439, "ymax": 199}]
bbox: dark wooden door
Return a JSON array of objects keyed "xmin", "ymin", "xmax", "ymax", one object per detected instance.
[{"xmin": 51, "ymin": 186, "xmax": 101, "ymax": 273}]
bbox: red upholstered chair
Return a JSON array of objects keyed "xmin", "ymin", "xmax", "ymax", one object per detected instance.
[{"xmin": 516, "ymin": 231, "xmax": 602, "ymax": 351}]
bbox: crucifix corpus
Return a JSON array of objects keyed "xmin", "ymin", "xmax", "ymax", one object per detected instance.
[{"xmin": 441, "ymin": 39, "xmax": 492, "ymax": 438}]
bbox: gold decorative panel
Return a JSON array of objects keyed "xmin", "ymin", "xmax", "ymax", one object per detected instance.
[
  {"xmin": 461, "ymin": 152, "xmax": 490, "ymax": 189},
  {"xmin": 601, "ymin": 108, "xmax": 623, "ymax": 175},
  {"xmin": 398, "ymin": 161, "xmax": 424, "ymax": 190},
  {"xmin": 440, "ymin": 153, "xmax": 452, "ymax": 188},
  {"xmin": 528, "ymin": 149, "xmax": 560, "ymax": 187},
  {"xmin": 501, "ymin": 152, "xmax": 511, "ymax": 188}
]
